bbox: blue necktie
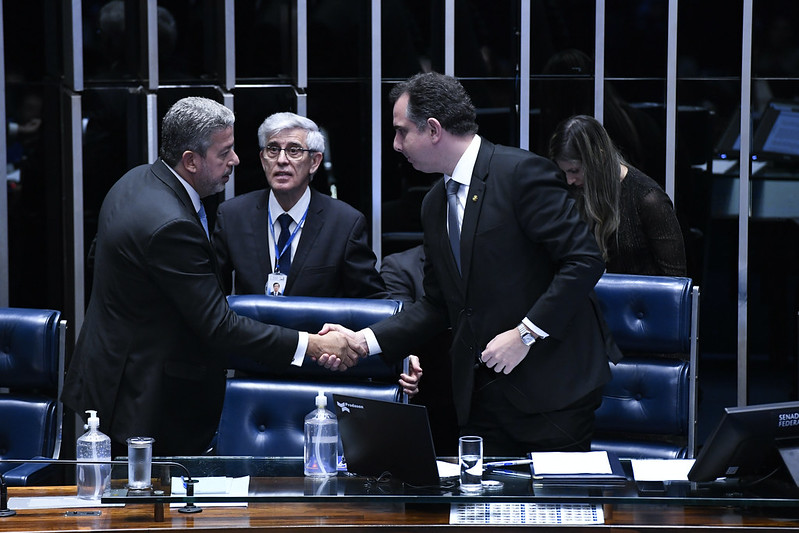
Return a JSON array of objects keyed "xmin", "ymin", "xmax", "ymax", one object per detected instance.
[
  {"xmin": 446, "ymin": 179, "xmax": 461, "ymax": 272},
  {"xmin": 198, "ymin": 204, "xmax": 209, "ymax": 239},
  {"xmin": 276, "ymin": 213, "xmax": 293, "ymax": 275}
]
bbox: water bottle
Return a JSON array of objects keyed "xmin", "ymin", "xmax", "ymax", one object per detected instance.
[
  {"xmin": 303, "ymin": 391, "xmax": 338, "ymax": 477},
  {"xmin": 76, "ymin": 410, "xmax": 112, "ymax": 500}
]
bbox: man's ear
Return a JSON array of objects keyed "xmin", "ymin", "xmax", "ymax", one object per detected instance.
[
  {"xmin": 259, "ymin": 148, "xmax": 269, "ymax": 171},
  {"xmin": 181, "ymin": 150, "xmax": 198, "ymax": 173},
  {"xmin": 309, "ymin": 151, "xmax": 324, "ymax": 175},
  {"xmin": 426, "ymin": 118, "xmax": 443, "ymax": 142}
]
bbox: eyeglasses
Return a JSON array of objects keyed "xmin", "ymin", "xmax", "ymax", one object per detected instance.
[{"xmin": 263, "ymin": 145, "xmax": 315, "ymax": 160}]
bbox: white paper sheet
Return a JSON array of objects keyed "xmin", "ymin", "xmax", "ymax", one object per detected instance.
[
  {"xmin": 169, "ymin": 476, "xmax": 250, "ymax": 507},
  {"xmin": 530, "ymin": 451, "xmax": 612, "ymax": 475},
  {"xmin": 8, "ymin": 496, "xmax": 123, "ymax": 510},
  {"xmin": 631, "ymin": 459, "xmax": 696, "ymax": 481},
  {"xmin": 437, "ymin": 460, "xmax": 460, "ymax": 479}
]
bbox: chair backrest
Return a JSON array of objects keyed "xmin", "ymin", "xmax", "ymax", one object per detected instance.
[
  {"xmin": 0, "ymin": 308, "xmax": 66, "ymax": 484},
  {"xmin": 591, "ymin": 274, "xmax": 699, "ymax": 459},
  {"xmin": 227, "ymin": 295, "xmax": 404, "ymax": 380},
  {"xmin": 217, "ymin": 295, "xmax": 406, "ymax": 457},
  {"xmin": 217, "ymin": 379, "xmax": 400, "ymax": 456}
]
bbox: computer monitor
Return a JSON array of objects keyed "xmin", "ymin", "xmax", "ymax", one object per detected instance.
[
  {"xmin": 752, "ymin": 101, "xmax": 799, "ymax": 161},
  {"xmin": 688, "ymin": 400, "xmax": 799, "ymax": 483}
]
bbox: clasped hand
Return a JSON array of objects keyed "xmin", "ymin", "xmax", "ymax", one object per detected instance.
[
  {"xmin": 307, "ymin": 326, "xmax": 367, "ymax": 371},
  {"xmin": 311, "ymin": 324, "xmax": 424, "ymax": 397}
]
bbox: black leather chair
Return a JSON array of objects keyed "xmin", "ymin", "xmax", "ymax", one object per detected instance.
[
  {"xmin": 592, "ymin": 274, "xmax": 699, "ymax": 459},
  {"xmin": 215, "ymin": 295, "xmax": 406, "ymax": 457},
  {"xmin": 0, "ymin": 308, "xmax": 66, "ymax": 485}
]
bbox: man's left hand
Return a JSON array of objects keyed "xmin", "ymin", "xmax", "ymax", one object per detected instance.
[
  {"xmin": 480, "ymin": 329, "xmax": 532, "ymax": 374},
  {"xmin": 399, "ymin": 355, "xmax": 423, "ymax": 397}
]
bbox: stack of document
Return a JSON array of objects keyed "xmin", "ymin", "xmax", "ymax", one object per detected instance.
[{"xmin": 529, "ymin": 451, "xmax": 627, "ymax": 486}]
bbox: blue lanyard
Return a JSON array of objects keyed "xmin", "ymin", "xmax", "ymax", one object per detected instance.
[{"xmin": 268, "ymin": 206, "xmax": 309, "ymax": 273}]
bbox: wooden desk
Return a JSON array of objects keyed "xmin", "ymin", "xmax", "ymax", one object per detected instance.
[{"xmin": 4, "ymin": 485, "xmax": 799, "ymax": 532}]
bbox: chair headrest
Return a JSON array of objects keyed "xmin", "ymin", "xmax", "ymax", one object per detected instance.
[
  {"xmin": 0, "ymin": 308, "xmax": 61, "ymax": 389},
  {"xmin": 594, "ymin": 274, "xmax": 693, "ymax": 354}
]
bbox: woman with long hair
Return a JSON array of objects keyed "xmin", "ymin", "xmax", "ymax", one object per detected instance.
[{"xmin": 549, "ymin": 115, "xmax": 686, "ymax": 276}]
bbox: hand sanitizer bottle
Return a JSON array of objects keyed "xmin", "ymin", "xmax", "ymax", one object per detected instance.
[
  {"xmin": 303, "ymin": 391, "xmax": 338, "ymax": 477},
  {"xmin": 76, "ymin": 410, "xmax": 112, "ymax": 500}
]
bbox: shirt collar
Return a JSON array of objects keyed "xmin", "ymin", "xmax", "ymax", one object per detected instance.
[
  {"xmin": 165, "ymin": 161, "xmax": 203, "ymax": 212},
  {"xmin": 269, "ymin": 187, "xmax": 311, "ymax": 223},
  {"xmin": 446, "ymin": 135, "xmax": 482, "ymax": 187}
]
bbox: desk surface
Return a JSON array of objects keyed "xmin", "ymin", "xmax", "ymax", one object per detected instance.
[
  {"xmin": 6, "ymin": 457, "xmax": 799, "ymax": 531},
  {"xmin": 5, "ymin": 485, "xmax": 799, "ymax": 532},
  {"xmin": 91, "ymin": 456, "xmax": 799, "ymax": 507}
]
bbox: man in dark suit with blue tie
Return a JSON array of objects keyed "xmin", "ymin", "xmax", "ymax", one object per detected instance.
[
  {"xmin": 326, "ymin": 73, "xmax": 622, "ymax": 456},
  {"xmin": 212, "ymin": 112, "xmax": 387, "ymax": 298},
  {"xmin": 62, "ymin": 97, "xmax": 361, "ymax": 456}
]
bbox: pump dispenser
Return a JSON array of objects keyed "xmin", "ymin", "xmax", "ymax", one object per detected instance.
[
  {"xmin": 303, "ymin": 391, "xmax": 338, "ymax": 477},
  {"xmin": 76, "ymin": 410, "xmax": 112, "ymax": 499}
]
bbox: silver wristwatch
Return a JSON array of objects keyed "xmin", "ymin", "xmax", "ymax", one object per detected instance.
[{"xmin": 517, "ymin": 323, "xmax": 536, "ymax": 346}]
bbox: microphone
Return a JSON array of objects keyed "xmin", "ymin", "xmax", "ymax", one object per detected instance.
[{"xmin": 0, "ymin": 458, "xmax": 201, "ymax": 516}]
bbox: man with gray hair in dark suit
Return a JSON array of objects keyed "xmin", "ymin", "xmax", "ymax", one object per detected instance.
[{"xmin": 62, "ymin": 97, "xmax": 361, "ymax": 457}]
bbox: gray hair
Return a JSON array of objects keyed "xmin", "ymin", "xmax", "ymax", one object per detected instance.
[
  {"xmin": 160, "ymin": 97, "xmax": 235, "ymax": 167},
  {"xmin": 257, "ymin": 112, "xmax": 325, "ymax": 153}
]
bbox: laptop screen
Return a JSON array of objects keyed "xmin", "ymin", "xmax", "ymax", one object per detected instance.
[{"xmin": 333, "ymin": 394, "xmax": 441, "ymax": 486}]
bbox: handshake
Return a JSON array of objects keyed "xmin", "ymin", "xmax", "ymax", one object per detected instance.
[
  {"xmin": 307, "ymin": 323, "xmax": 367, "ymax": 371},
  {"xmin": 306, "ymin": 324, "xmax": 423, "ymax": 398}
]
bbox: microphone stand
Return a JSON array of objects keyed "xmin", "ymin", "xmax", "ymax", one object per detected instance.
[
  {"xmin": 0, "ymin": 459, "xmax": 201, "ymax": 516},
  {"xmin": 0, "ymin": 474, "xmax": 15, "ymax": 517}
]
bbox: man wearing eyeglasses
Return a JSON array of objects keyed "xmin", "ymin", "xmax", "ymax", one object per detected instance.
[{"xmin": 212, "ymin": 112, "xmax": 388, "ymax": 299}]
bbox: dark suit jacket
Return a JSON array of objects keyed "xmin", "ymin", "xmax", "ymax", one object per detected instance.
[
  {"xmin": 372, "ymin": 140, "xmax": 622, "ymax": 426},
  {"xmin": 213, "ymin": 188, "xmax": 387, "ymax": 298},
  {"xmin": 61, "ymin": 160, "xmax": 300, "ymax": 455},
  {"xmin": 380, "ymin": 245, "xmax": 425, "ymax": 305}
]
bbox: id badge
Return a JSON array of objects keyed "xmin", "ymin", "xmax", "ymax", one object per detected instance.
[{"xmin": 266, "ymin": 273, "xmax": 287, "ymax": 296}]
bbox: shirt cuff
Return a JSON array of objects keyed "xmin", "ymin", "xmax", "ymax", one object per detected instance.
[
  {"xmin": 362, "ymin": 328, "xmax": 382, "ymax": 355},
  {"xmin": 522, "ymin": 317, "xmax": 548, "ymax": 339},
  {"xmin": 292, "ymin": 331, "xmax": 309, "ymax": 366}
]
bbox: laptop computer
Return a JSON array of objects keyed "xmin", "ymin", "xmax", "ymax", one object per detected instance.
[{"xmin": 333, "ymin": 393, "xmax": 443, "ymax": 486}]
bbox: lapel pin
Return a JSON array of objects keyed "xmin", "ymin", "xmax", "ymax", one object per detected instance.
[{"xmin": 472, "ymin": 195, "xmax": 478, "ymax": 202}]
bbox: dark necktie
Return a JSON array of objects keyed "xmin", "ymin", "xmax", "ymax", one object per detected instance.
[
  {"xmin": 446, "ymin": 179, "xmax": 461, "ymax": 272},
  {"xmin": 276, "ymin": 213, "xmax": 293, "ymax": 275},
  {"xmin": 198, "ymin": 204, "xmax": 209, "ymax": 239}
]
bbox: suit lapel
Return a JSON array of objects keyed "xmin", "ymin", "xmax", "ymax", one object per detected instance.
[
  {"xmin": 253, "ymin": 191, "xmax": 274, "ymax": 285},
  {"xmin": 151, "ymin": 159, "xmax": 221, "ymax": 274},
  {"xmin": 152, "ymin": 160, "xmax": 193, "ymax": 211},
  {"xmin": 460, "ymin": 141, "xmax": 492, "ymax": 283}
]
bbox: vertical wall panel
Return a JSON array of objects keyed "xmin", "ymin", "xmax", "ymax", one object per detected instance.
[
  {"xmin": 738, "ymin": 0, "xmax": 754, "ymax": 406},
  {"xmin": 519, "ymin": 1, "xmax": 530, "ymax": 151},
  {"xmin": 371, "ymin": 0, "xmax": 382, "ymax": 262},
  {"xmin": 224, "ymin": 0, "xmax": 235, "ymax": 90},
  {"xmin": 145, "ymin": 0, "xmax": 159, "ymax": 90},
  {"xmin": 665, "ymin": 0, "xmax": 678, "ymax": 202},
  {"xmin": 0, "ymin": 0, "xmax": 7, "ymax": 306},
  {"xmin": 594, "ymin": 0, "xmax": 605, "ymax": 122}
]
